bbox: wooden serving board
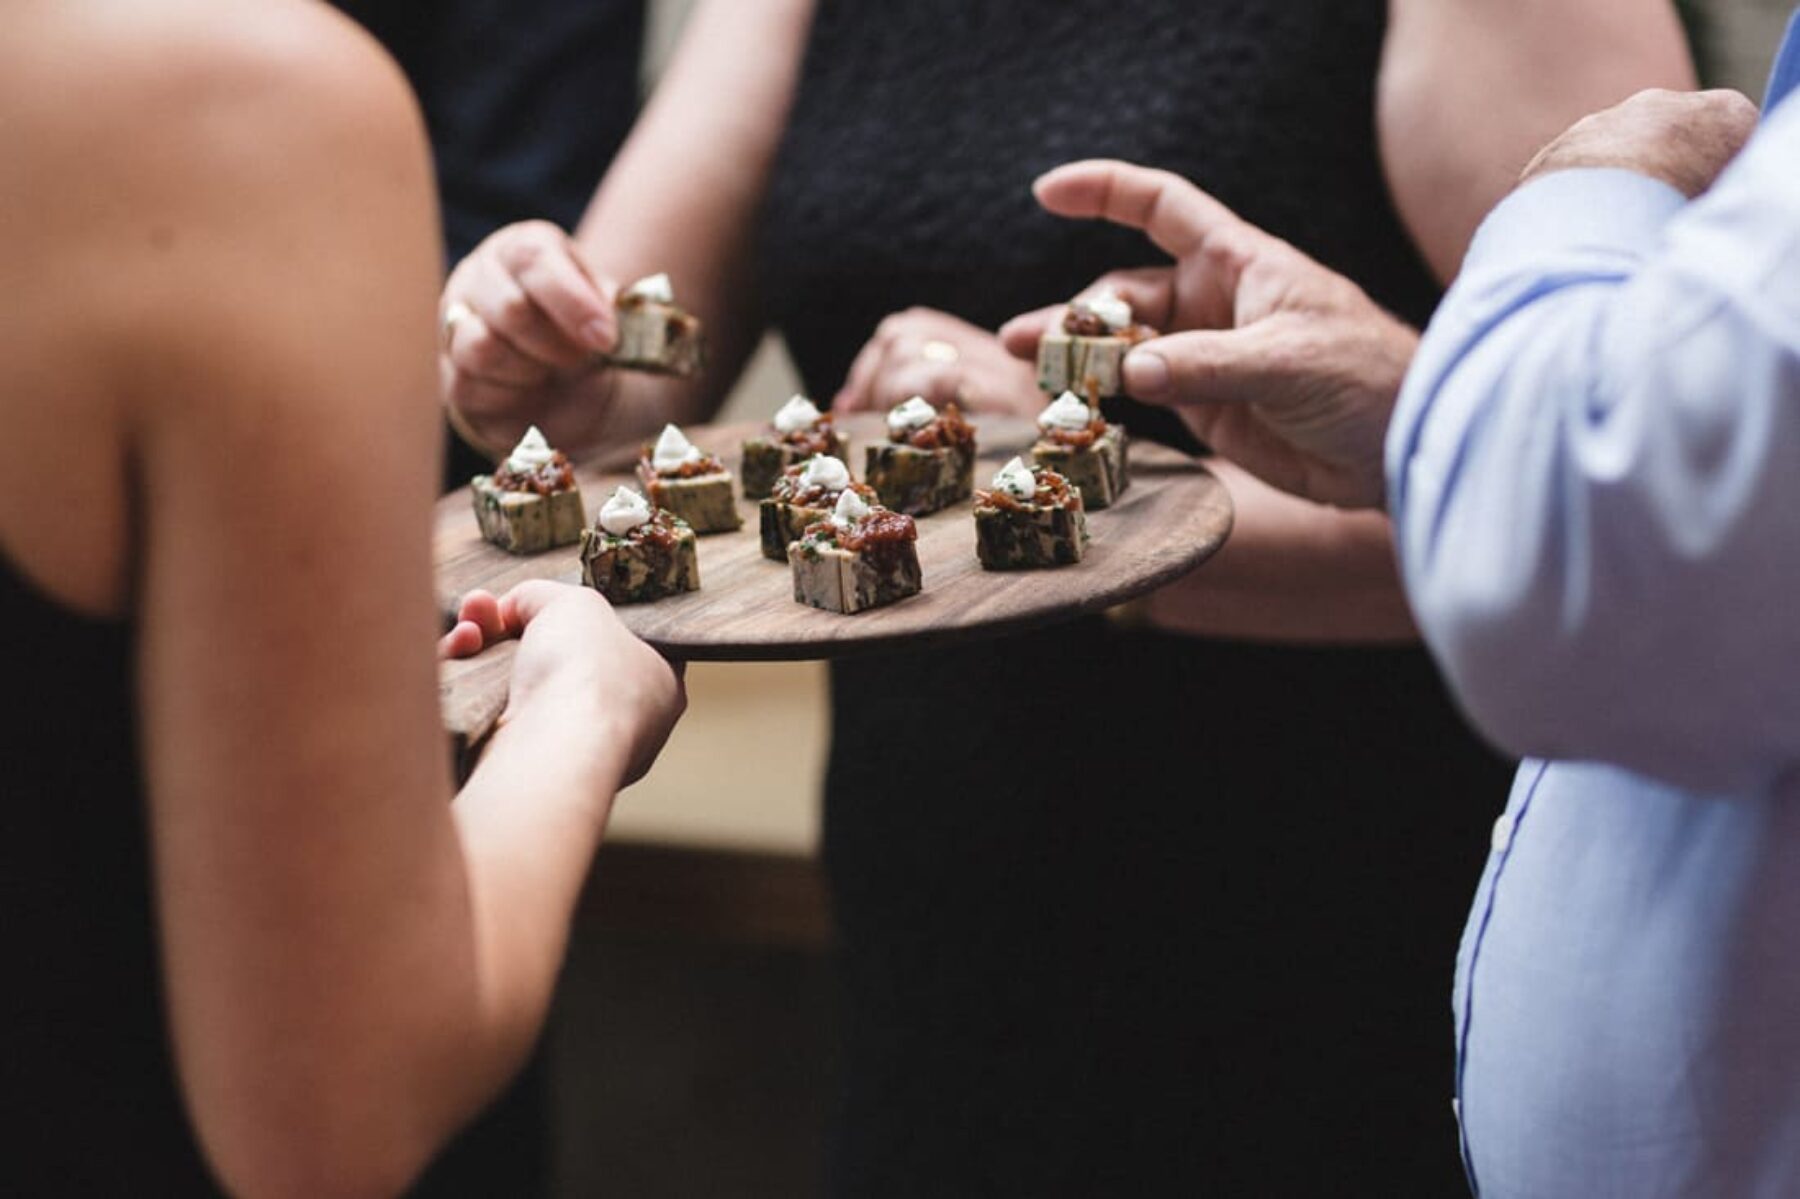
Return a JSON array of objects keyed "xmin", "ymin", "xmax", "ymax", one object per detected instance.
[{"xmin": 436, "ymin": 414, "xmax": 1231, "ymax": 744}]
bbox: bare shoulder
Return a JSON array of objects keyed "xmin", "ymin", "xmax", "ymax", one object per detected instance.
[{"xmin": 0, "ymin": 0, "xmax": 439, "ymax": 612}]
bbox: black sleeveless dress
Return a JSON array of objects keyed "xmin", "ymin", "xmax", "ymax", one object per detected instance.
[
  {"xmin": 757, "ymin": 3, "xmax": 1511, "ymax": 1194},
  {"xmin": 0, "ymin": 562, "xmax": 543, "ymax": 1195}
]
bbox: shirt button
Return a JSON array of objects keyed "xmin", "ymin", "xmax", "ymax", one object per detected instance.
[{"xmin": 1491, "ymin": 813, "xmax": 1515, "ymax": 853}]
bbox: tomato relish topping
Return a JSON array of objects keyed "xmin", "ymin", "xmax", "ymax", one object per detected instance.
[
  {"xmin": 976, "ymin": 466, "xmax": 1081, "ymax": 513},
  {"xmin": 1040, "ymin": 417, "xmax": 1110, "ymax": 450},
  {"xmin": 776, "ymin": 416, "xmax": 839, "ymax": 456},
  {"xmin": 771, "ymin": 467, "xmax": 874, "ymax": 510},
  {"xmin": 637, "ymin": 451, "xmax": 726, "ymax": 481},
  {"xmin": 889, "ymin": 401, "xmax": 976, "ymax": 451},
  {"xmin": 493, "ymin": 451, "xmax": 576, "ymax": 496},
  {"xmin": 800, "ymin": 507, "xmax": 917, "ymax": 552},
  {"xmin": 601, "ymin": 505, "xmax": 686, "ymax": 549}
]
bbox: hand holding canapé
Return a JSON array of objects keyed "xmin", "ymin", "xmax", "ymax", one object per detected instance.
[
  {"xmin": 999, "ymin": 160, "xmax": 1418, "ymax": 510},
  {"xmin": 439, "ymin": 220, "xmax": 625, "ymax": 460}
]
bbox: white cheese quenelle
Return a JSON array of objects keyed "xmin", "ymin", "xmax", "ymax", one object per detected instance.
[
  {"xmin": 991, "ymin": 456, "xmax": 1038, "ymax": 501},
  {"xmin": 800, "ymin": 454, "xmax": 851, "ymax": 493},
  {"xmin": 1076, "ymin": 286, "xmax": 1132, "ymax": 332},
  {"xmin": 1037, "ymin": 392, "xmax": 1092, "ymax": 432},
  {"xmin": 623, "ymin": 271, "xmax": 675, "ymax": 304},
  {"xmin": 506, "ymin": 425, "xmax": 557, "ymax": 473},
  {"xmin": 651, "ymin": 424, "xmax": 704, "ymax": 473},
  {"xmin": 773, "ymin": 394, "xmax": 824, "ymax": 434},
  {"xmin": 886, "ymin": 395, "xmax": 938, "ymax": 436},
  {"xmin": 830, "ymin": 486, "xmax": 873, "ymax": 528},
  {"xmin": 598, "ymin": 485, "xmax": 652, "ymax": 536}
]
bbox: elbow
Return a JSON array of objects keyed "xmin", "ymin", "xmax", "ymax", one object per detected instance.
[
  {"xmin": 1406, "ymin": 562, "xmax": 1574, "ymax": 760},
  {"xmin": 192, "ymin": 1090, "xmax": 444, "ymax": 1199}
]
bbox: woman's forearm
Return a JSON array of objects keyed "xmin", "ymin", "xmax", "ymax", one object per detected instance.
[
  {"xmin": 1380, "ymin": 0, "xmax": 1695, "ymax": 281},
  {"xmin": 1141, "ymin": 458, "xmax": 1419, "ymax": 644},
  {"xmin": 577, "ymin": 0, "xmax": 816, "ymax": 439}
]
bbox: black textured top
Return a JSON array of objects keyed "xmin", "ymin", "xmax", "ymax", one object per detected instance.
[
  {"xmin": 0, "ymin": 555, "xmax": 220, "ymax": 1194},
  {"xmin": 757, "ymin": 4, "xmax": 1506, "ymax": 1195}
]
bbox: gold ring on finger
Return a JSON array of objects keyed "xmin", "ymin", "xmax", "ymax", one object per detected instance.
[{"xmin": 441, "ymin": 301, "xmax": 475, "ymax": 352}]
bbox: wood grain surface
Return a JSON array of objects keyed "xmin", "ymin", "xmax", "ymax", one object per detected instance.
[{"xmin": 437, "ymin": 414, "xmax": 1232, "ymax": 741}]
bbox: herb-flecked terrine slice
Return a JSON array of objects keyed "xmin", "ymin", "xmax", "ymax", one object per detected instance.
[
  {"xmin": 1034, "ymin": 288, "xmax": 1154, "ymax": 400},
  {"xmin": 578, "ymin": 487, "xmax": 699, "ymax": 604},
  {"xmin": 863, "ymin": 396, "xmax": 977, "ymax": 516},
  {"xmin": 758, "ymin": 455, "xmax": 872, "ymax": 562},
  {"xmin": 787, "ymin": 490, "xmax": 921, "ymax": 614},
  {"xmin": 603, "ymin": 273, "xmax": 704, "ymax": 378},
  {"xmin": 973, "ymin": 458, "xmax": 1088, "ymax": 570},
  {"xmin": 470, "ymin": 426, "xmax": 586, "ymax": 555},
  {"xmin": 637, "ymin": 424, "xmax": 743, "ymax": 534},
  {"xmin": 1030, "ymin": 392, "xmax": 1129, "ymax": 510},
  {"xmin": 740, "ymin": 395, "xmax": 849, "ymax": 499}
]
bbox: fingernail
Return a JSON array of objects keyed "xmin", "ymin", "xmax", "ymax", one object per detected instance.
[
  {"xmin": 1124, "ymin": 349, "xmax": 1170, "ymax": 396},
  {"xmin": 582, "ymin": 319, "xmax": 614, "ymax": 351}
]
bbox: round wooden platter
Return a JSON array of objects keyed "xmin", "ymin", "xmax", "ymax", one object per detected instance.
[{"xmin": 435, "ymin": 413, "xmax": 1231, "ymax": 662}]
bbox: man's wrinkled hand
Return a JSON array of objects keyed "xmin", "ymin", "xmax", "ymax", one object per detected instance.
[
  {"xmin": 1000, "ymin": 161, "xmax": 1417, "ymax": 509},
  {"xmin": 1521, "ymin": 88, "xmax": 1759, "ymax": 198}
]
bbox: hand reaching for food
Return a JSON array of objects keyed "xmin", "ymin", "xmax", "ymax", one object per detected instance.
[
  {"xmin": 834, "ymin": 307, "xmax": 1042, "ymax": 419},
  {"xmin": 999, "ymin": 160, "xmax": 1418, "ymax": 510}
]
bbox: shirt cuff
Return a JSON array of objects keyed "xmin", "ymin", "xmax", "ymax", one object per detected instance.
[{"xmin": 1461, "ymin": 168, "xmax": 1688, "ymax": 276}]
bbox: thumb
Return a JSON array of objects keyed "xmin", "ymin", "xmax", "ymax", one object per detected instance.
[
  {"xmin": 997, "ymin": 304, "xmax": 1064, "ymax": 358},
  {"xmin": 497, "ymin": 578, "xmax": 580, "ymax": 634},
  {"xmin": 1122, "ymin": 329, "xmax": 1272, "ymax": 407}
]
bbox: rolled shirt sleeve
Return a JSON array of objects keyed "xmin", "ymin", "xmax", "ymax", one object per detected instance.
[{"xmin": 1387, "ymin": 100, "xmax": 1800, "ymax": 794}]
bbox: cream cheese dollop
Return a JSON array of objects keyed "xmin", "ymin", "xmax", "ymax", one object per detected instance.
[
  {"xmin": 830, "ymin": 487, "xmax": 872, "ymax": 528},
  {"xmin": 773, "ymin": 394, "xmax": 823, "ymax": 435},
  {"xmin": 991, "ymin": 456, "xmax": 1039, "ymax": 501},
  {"xmin": 623, "ymin": 272, "xmax": 675, "ymax": 304},
  {"xmin": 887, "ymin": 395, "xmax": 938, "ymax": 436},
  {"xmin": 1037, "ymin": 391, "xmax": 1092, "ymax": 432},
  {"xmin": 1075, "ymin": 286, "xmax": 1132, "ymax": 332},
  {"xmin": 800, "ymin": 454, "xmax": 851, "ymax": 493},
  {"xmin": 506, "ymin": 425, "xmax": 557, "ymax": 473},
  {"xmin": 652, "ymin": 423, "xmax": 704, "ymax": 473},
  {"xmin": 599, "ymin": 486, "xmax": 652, "ymax": 536}
]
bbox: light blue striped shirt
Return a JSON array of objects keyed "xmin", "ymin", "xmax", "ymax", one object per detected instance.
[{"xmin": 1387, "ymin": 33, "xmax": 1800, "ymax": 1197}]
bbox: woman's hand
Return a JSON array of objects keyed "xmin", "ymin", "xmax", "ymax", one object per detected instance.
[
  {"xmin": 834, "ymin": 307, "xmax": 1043, "ymax": 418},
  {"xmin": 444, "ymin": 581, "xmax": 686, "ymax": 786},
  {"xmin": 440, "ymin": 221, "xmax": 625, "ymax": 461}
]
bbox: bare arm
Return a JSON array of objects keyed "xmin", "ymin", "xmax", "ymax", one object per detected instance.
[
  {"xmin": 1381, "ymin": 0, "xmax": 1696, "ymax": 281},
  {"xmin": 93, "ymin": 9, "xmax": 678, "ymax": 1195},
  {"xmin": 1138, "ymin": 460, "xmax": 1417, "ymax": 643},
  {"xmin": 440, "ymin": 0, "xmax": 815, "ymax": 458}
]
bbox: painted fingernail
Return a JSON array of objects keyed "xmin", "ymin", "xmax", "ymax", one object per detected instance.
[
  {"xmin": 1125, "ymin": 349, "xmax": 1170, "ymax": 396},
  {"xmin": 582, "ymin": 319, "xmax": 614, "ymax": 351}
]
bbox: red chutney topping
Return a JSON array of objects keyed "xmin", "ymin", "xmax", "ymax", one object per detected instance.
[
  {"xmin": 1060, "ymin": 307, "xmax": 1156, "ymax": 345},
  {"xmin": 891, "ymin": 402, "xmax": 976, "ymax": 451},
  {"xmin": 598, "ymin": 507, "xmax": 684, "ymax": 578},
  {"xmin": 800, "ymin": 507, "xmax": 917, "ymax": 552},
  {"xmin": 771, "ymin": 470, "xmax": 875, "ymax": 510},
  {"xmin": 976, "ymin": 467, "xmax": 1081, "ymax": 513},
  {"xmin": 493, "ymin": 451, "xmax": 576, "ymax": 496},
  {"xmin": 776, "ymin": 414, "xmax": 840, "ymax": 455},
  {"xmin": 1040, "ymin": 417, "xmax": 1110, "ymax": 450},
  {"xmin": 637, "ymin": 450, "xmax": 726, "ymax": 482}
]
